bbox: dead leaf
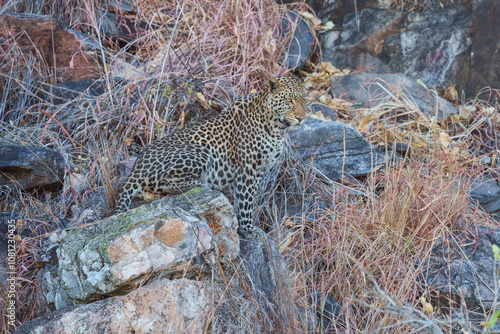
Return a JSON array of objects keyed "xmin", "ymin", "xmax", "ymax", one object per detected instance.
[
  {"xmin": 439, "ymin": 132, "xmax": 450, "ymax": 148},
  {"xmin": 320, "ymin": 21, "xmax": 334, "ymax": 31},
  {"xmin": 358, "ymin": 114, "xmax": 378, "ymax": 133}
]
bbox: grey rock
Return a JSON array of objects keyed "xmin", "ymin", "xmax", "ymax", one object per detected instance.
[
  {"xmin": 239, "ymin": 233, "xmax": 298, "ymax": 325},
  {"xmin": 470, "ymin": 174, "xmax": 500, "ymax": 212},
  {"xmin": 310, "ymin": 290, "xmax": 343, "ymax": 332},
  {"xmin": 482, "ymin": 197, "xmax": 500, "ymax": 213},
  {"xmin": 400, "ymin": 6, "xmax": 471, "ymax": 90},
  {"xmin": 280, "ymin": 11, "xmax": 316, "ymax": 69},
  {"xmin": 322, "ymin": 8, "xmax": 405, "ymax": 72},
  {"xmin": 422, "ymin": 226, "xmax": 500, "ymax": 310},
  {"xmin": 109, "ymin": 0, "xmax": 134, "ymax": 13},
  {"xmin": 467, "ymin": 0, "xmax": 500, "ymax": 98},
  {"xmin": 289, "ymin": 118, "xmax": 387, "ymax": 181},
  {"xmin": 309, "ymin": 102, "xmax": 336, "ymax": 120},
  {"xmin": 70, "ymin": 188, "xmax": 111, "ymax": 228},
  {"xmin": 296, "ymin": 304, "xmax": 318, "ymax": 331},
  {"xmin": 45, "ymin": 79, "xmax": 107, "ymax": 105},
  {"xmin": 98, "ymin": 12, "xmax": 145, "ymax": 43},
  {"xmin": 331, "ymin": 72, "xmax": 458, "ymax": 119},
  {"xmin": 470, "ymin": 174, "xmax": 500, "ymax": 204},
  {"xmin": 0, "ymin": 145, "xmax": 65, "ymax": 190},
  {"xmin": 322, "ymin": 6, "xmax": 472, "ymax": 94}
]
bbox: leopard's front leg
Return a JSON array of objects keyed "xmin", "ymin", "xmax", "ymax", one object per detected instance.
[{"xmin": 234, "ymin": 165, "xmax": 263, "ymax": 239}]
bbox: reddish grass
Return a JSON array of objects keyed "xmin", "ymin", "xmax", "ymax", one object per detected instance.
[{"xmin": 284, "ymin": 156, "xmax": 493, "ymax": 332}]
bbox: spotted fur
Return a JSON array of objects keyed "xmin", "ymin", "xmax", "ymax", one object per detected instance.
[{"xmin": 114, "ymin": 76, "xmax": 306, "ymax": 238}]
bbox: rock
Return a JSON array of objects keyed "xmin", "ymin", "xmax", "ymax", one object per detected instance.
[
  {"xmin": 40, "ymin": 187, "xmax": 238, "ymax": 309},
  {"xmin": 70, "ymin": 188, "xmax": 111, "ymax": 228},
  {"xmin": 296, "ymin": 304, "xmax": 318, "ymax": 331},
  {"xmin": 45, "ymin": 79, "xmax": 107, "ymax": 105},
  {"xmin": 306, "ymin": 0, "xmax": 390, "ymax": 26},
  {"xmin": 310, "ymin": 291, "xmax": 343, "ymax": 332},
  {"xmin": 0, "ymin": 12, "xmax": 99, "ymax": 82},
  {"xmin": 109, "ymin": 0, "xmax": 134, "ymax": 13},
  {"xmin": 289, "ymin": 118, "xmax": 387, "ymax": 181},
  {"xmin": 309, "ymin": 102, "xmax": 336, "ymax": 120},
  {"xmin": 323, "ymin": 9, "xmax": 405, "ymax": 72},
  {"xmin": 470, "ymin": 174, "xmax": 500, "ymax": 212},
  {"xmin": 158, "ymin": 187, "xmax": 240, "ymax": 263},
  {"xmin": 422, "ymin": 226, "xmax": 500, "ymax": 310},
  {"xmin": 30, "ymin": 187, "xmax": 300, "ymax": 332},
  {"xmin": 15, "ymin": 278, "xmax": 210, "ymax": 334},
  {"xmin": 322, "ymin": 5, "xmax": 472, "ymax": 95},
  {"xmin": 0, "ymin": 145, "xmax": 65, "ymax": 190},
  {"xmin": 397, "ymin": 6, "xmax": 471, "ymax": 92},
  {"xmin": 98, "ymin": 12, "xmax": 148, "ymax": 45},
  {"xmin": 316, "ymin": 1, "xmax": 500, "ymax": 98},
  {"xmin": 331, "ymin": 72, "xmax": 458, "ymax": 119},
  {"xmin": 238, "ymin": 234, "xmax": 298, "ymax": 325},
  {"xmin": 280, "ymin": 11, "xmax": 316, "ymax": 69},
  {"xmin": 467, "ymin": 0, "xmax": 500, "ymax": 98}
]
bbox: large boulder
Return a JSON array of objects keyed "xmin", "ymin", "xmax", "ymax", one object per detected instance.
[
  {"xmin": 0, "ymin": 12, "xmax": 99, "ymax": 82},
  {"xmin": 0, "ymin": 145, "xmax": 65, "ymax": 190},
  {"xmin": 289, "ymin": 118, "xmax": 387, "ymax": 181},
  {"xmin": 15, "ymin": 278, "xmax": 210, "ymax": 334},
  {"xmin": 39, "ymin": 188, "xmax": 239, "ymax": 310},
  {"xmin": 321, "ymin": 4, "xmax": 473, "ymax": 96},
  {"xmin": 20, "ymin": 186, "xmax": 305, "ymax": 332}
]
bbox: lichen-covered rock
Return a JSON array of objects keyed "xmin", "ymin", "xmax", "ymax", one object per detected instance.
[
  {"xmin": 15, "ymin": 278, "xmax": 210, "ymax": 334},
  {"xmin": 41, "ymin": 188, "xmax": 238, "ymax": 309},
  {"xmin": 160, "ymin": 187, "xmax": 240, "ymax": 263}
]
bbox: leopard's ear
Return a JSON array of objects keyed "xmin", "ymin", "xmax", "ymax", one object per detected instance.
[{"xmin": 268, "ymin": 77, "xmax": 282, "ymax": 94}]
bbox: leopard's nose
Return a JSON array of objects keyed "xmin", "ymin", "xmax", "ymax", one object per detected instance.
[{"xmin": 296, "ymin": 116, "xmax": 305, "ymax": 123}]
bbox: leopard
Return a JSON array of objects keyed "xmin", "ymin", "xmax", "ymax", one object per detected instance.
[{"xmin": 114, "ymin": 76, "xmax": 307, "ymax": 238}]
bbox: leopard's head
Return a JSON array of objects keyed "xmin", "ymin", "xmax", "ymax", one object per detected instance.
[{"xmin": 266, "ymin": 76, "xmax": 306, "ymax": 129}]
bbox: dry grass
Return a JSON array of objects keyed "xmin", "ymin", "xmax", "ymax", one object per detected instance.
[
  {"xmin": 282, "ymin": 158, "xmax": 473, "ymax": 332},
  {"xmin": 2, "ymin": 0, "xmax": 500, "ymax": 333}
]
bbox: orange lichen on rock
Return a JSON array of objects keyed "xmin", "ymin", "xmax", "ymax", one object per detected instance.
[{"xmin": 155, "ymin": 219, "xmax": 186, "ymax": 248}]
